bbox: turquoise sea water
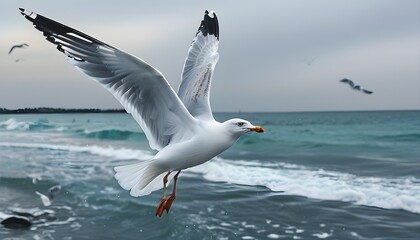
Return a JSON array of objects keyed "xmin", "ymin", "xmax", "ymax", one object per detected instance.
[{"xmin": 0, "ymin": 111, "xmax": 419, "ymax": 239}]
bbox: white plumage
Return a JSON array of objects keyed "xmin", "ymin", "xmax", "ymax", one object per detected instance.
[{"xmin": 20, "ymin": 9, "xmax": 264, "ymax": 216}]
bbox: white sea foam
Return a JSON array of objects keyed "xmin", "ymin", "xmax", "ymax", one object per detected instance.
[
  {"xmin": 0, "ymin": 212, "xmax": 12, "ymax": 220},
  {"xmin": 190, "ymin": 158, "xmax": 420, "ymax": 214},
  {"xmin": 313, "ymin": 232, "xmax": 333, "ymax": 239},
  {"xmin": 0, "ymin": 142, "xmax": 153, "ymax": 160},
  {"xmin": 55, "ymin": 127, "xmax": 68, "ymax": 132},
  {"xmin": 242, "ymin": 236, "xmax": 254, "ymax": 240},
  {"xmin": 0, "ymin": 118, "xmax": 31, "ymax": 130},
  {"xmin": 267, "ymin": 233, "xmax": 281, "ymax": 239}
]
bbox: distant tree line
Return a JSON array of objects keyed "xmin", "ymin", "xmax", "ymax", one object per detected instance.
[{"xmin": 0, "ymin": 107, "xmax": 127, "ymax": 114}]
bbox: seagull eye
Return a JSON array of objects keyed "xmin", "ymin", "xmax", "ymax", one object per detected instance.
[{"xmin": 237, "ymin": 122, "xmax": 245, "ymax": 127}]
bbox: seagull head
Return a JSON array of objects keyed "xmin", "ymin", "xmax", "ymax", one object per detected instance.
[{"xmin": 224, "ymin": 118, "xmax": 264, "ymax": 137}]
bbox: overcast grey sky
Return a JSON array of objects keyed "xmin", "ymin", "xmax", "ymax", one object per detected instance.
[{"xmin": 1, "ymin": 0, "xmax": 419, "ymax": 112}]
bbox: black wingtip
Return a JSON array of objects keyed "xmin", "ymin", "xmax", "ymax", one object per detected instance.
[
  {"xmin": 19, "ymin": 8, "xmax": 37, "ymax": 22},
  {"xmin": 197, "ymin": 10, "xmax": 219, "ymax": 40},
  {"xmin": 19, "ymin": 8, "xmax": 26, "ymax": 16}
]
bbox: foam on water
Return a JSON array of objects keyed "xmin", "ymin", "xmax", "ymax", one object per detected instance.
[
  {"xmin": 1, "ymin": 141, "xmax": 419, "ymax": 215},
  {"xmin": 0, "ymin": 118, "xmax": 56, "ymax": 131},
  {"xmin": 0, "ymin": 142, "xmax": 153, "ymax": 160},
  {"xmin": 190, "ymin": 158, "xmax": 420, "ymax": 214},
  {"xmin": 0, "ymin": 118, "xmax": 32, "ymax": 130},
  {"xmin": 0, "ymin": 118, "xmax": 144, "ymax": 142},
  {"xmin": 313, "ymin": 232, "xmax": 333, "ymax": 239}
]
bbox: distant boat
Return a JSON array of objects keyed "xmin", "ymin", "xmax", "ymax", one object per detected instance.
[
  {"xmin": 340, "ymin": 78, "xmax": 373, "ymax": 94},
  {"xmin": 8, "ymin": 43, "xmax": 29, "ymax": 55}
]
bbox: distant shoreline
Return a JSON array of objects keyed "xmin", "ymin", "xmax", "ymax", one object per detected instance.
[{"xmin": 0, "ymin": 107, "xmax": 127, "ymax": 114}]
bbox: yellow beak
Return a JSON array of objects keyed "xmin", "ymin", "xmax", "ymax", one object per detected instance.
[{"xmin": 250, "ymin": 126, "xmax": 265, "ymax": 133}]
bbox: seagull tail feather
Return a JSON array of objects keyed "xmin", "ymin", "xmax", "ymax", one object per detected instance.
[{"xmin": 114, "ymin": 160, "xmax": 168, "ymax": 197}]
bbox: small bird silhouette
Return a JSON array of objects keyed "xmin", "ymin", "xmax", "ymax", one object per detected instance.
[
  {"xmin": 302, "ymin": 56, "xmax": 318, "ymax": 66},
  {"xmin": 340, "ymin": 78, "xmax": 373, "ymax": 94},
  {"xmin": 8, "ymin": 43, "xmax": 29, "ymax": 55}
]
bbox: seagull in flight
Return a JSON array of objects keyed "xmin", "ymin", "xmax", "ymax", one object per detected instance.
[
  {"xmin": 8, "ymin": 43, "xmax": 29, "ymax": 55},
  {"xmin": 302, "ymin": 56, "xmax": 317, "ymax": 66},
  {"xmin": 340, "ymin": 78, "xmax": 373, "ymax": 94},
  {"xmin": 20, "ymin": 8, "xmax": 265, "ymax": 217}
]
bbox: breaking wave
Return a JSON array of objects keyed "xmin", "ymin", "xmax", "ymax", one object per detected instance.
[
  {"xmin": 0, "ymin": 142, "xmax": 153, "ymax": 160},
  {"xmin": 190, "ymin": 158, "xmax": 420, "ymax": 214},
  {"xmin": 0, "ymin": 118, "xmax": 53, "ymax": 131}
]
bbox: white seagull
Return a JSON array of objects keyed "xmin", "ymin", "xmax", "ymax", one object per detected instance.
[
  {"xmin": 20, "ymin": 9, "xmax": 265, "ymax": 216},
  {"xmin": 340, "ymin": 78, "xmax": 373, "ymax": 94}
]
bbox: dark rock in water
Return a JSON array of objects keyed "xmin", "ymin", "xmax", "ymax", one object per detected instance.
[{"xmin": 1, "ymin": 216, "xmax": 32, "ymax": 229}]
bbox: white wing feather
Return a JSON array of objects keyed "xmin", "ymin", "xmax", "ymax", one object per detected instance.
[
  {"xmin": 178, "ymin": 11, "xmax": 219, "ymax": 120},
  {"xmin": 20, "ymin": 9, "xmax": 197, "ymax": 150}
]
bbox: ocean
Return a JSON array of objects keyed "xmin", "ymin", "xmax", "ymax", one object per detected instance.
[{"xmin": 0, "ymin": 111, "xmax": 419, "ymax": 239}]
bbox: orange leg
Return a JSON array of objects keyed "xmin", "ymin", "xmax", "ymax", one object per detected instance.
[
  {"xmin": 155, "ymin": 171, "xmax": 171, "ymax": 217},
  {"xmin": 162, "ymin": 170, "xmax": 181, "ymax": 214}
]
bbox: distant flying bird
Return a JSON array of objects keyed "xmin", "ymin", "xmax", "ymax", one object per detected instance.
[
  {"xmin": 20, "ymin": 8, "xmax": 264, "ymax": 217},
  {"xmin": 340, "ymin": 78, "xmax": 373, "ymax": 94},
  {"xmin": 302, "ymin": 56, "xmax": 317, "ymax": 66},
  {"xmin": 35, "ymin": 185, "xmax": 61, "ymax": 207},
  {"xmin": 8, "ymin": 43, "xmax": 29, "ymax": 54}
]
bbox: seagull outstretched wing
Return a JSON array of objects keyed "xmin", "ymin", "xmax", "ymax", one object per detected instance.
[
  {"xmin": 362, "ymin": 89, "xmax": 373, "ymax": 94},
  {"xmin": 340, "ymin": 78, "xmax": 373, "ymax": 95},
  {"xmin": 8, "ymin": 43, "xmax": 29, "ymax": 54},
  {"xmin": 19, "ymin": 8, "xmax": 197, "ymax": 150},
  {"xmin": 178, "ymin": 11, "xmax": 219, "ymax": 121},
  {"xmin": 340, "ymin": 78, "xmax": 355, "ymax": 88}
]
